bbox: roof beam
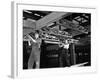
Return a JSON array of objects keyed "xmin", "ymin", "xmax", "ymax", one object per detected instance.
[
  {"xmin": 36, "ymin": 12, "xmax": 70, "ymax": 29},
  {"xmin": 23, "ymin": 19, "xmax": 36, "ymax": 36},
  {"xmin": 23, "ymin": 19, "xmax": 36, "ymax": 29},
  {"xmin": 57, "ymin": 19, "xmax": 88, "ymax": 34}
]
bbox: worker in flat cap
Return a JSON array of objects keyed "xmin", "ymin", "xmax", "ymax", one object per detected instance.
[
  {"xmin": 58, "ymin": 39, "xmax": 70, "ymax": 67},
  {"xmin": 27, "ymin": 30, "xmax": 42, "ymax": 69}
]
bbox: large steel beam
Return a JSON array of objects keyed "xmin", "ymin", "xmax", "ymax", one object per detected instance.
[
  {"xmin": 36, "ymin": 12, "xmax": 70, "ymax": 29},
  {"xmin": 23, "ymin": 19, "xmax": 36, "ymax": 36},
  {"xmin": 57, "ymin": 19, "xmax": 88, "ymax": 34},
  {"xmin": 23, "ymin": 19, "xmax": 36, "ymax": 29},
  {"xmin": 23, "ymin": 27, "xmax": 35, "ymax": 36}
]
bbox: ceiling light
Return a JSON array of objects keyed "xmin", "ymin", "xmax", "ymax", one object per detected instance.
[
  {"xmin": 34, "ymin": 13, "xmax": 40, "ymax": 16},
  {"xmin": 24, "ymin": 10, "xmax": 32, "ymax": 14}
]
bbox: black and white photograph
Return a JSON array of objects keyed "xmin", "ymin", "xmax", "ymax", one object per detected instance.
[
  {"xmin": 0, "ymin": 0, "xmax": 98, "ymax": 79},
  {"xmin": 11, "ymin": 2, "xmax": 97, "ymax": 78},
  {"xmin": 23, "ymin": 10, "xmax": 91, "ymax": 69}
]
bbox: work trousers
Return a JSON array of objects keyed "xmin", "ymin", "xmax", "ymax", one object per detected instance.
[
  {"xmin": 59, "ymin": 48, "xmax": 70, "ymax": 67},
  {"xmin": 28, "ymin": 43, "xmax": 40, "ymax": 69}
]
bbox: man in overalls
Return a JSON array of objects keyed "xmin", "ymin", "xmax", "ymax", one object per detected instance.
[
  {"xmin": 27, "ymin": 31, "xmax": 41, "ymax": 69},
  {"xmin": 59, "ymin": 40, "xmax": 70, "ymax": 67}
]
